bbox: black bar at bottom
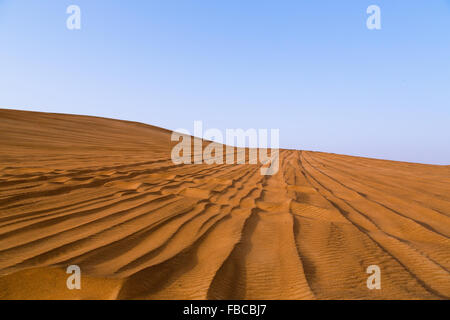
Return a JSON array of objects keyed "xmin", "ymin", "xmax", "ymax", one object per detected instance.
[{"xmin": 0, "ymin": 300, "xmax": 447, "ymax": 319}]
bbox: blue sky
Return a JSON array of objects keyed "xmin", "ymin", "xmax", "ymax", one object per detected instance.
[{"xmin": 1, "ymin": 0, "xmax": 449, "ymax": 164}]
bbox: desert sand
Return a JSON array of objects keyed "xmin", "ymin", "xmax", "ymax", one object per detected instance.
[{"xmin": 0, "ymin": 108, "xmax": 449, "ymax": 300}]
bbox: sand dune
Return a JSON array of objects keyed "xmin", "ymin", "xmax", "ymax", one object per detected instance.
[{"xmin": 0, "ymin": 109, "xmax": 449, "ymax": 299}]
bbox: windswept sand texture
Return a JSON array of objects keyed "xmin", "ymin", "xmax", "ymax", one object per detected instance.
[{"xmin": 0, "ymin": 109, "xmax": 449, "ymax": 299}]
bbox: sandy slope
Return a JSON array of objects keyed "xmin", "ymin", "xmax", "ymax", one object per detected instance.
[{"xmin": 0, "ymin": 109, "xmax": 449, "ymax": 300}]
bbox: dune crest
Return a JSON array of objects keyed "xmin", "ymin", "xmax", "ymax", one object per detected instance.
[{"xmin": 0, "ymin": 109, "xmax": 449, "ymax": 300}]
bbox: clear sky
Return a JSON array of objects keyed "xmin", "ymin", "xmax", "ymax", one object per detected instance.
[{"xmin": 1, "ymin": 0, "xmax": 449, "ymax": 164}]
